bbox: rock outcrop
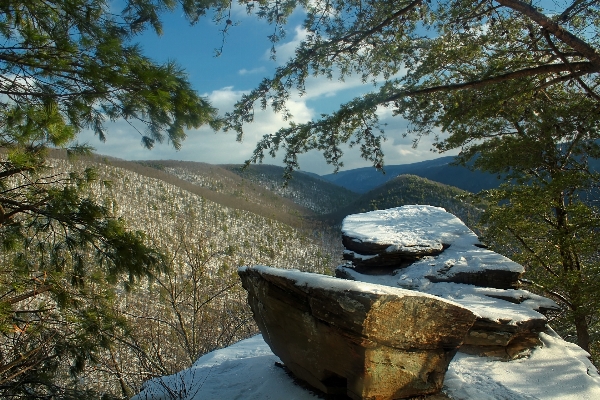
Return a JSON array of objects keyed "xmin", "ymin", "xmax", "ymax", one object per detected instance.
[
  {"xmin": 239, "ymin": 265, "xmax": 477, "ymax": 400},
  {"xmin": 337, "ymin": 205, "xmax": 559, "ymax": 359},
  {"xmin": 341, "ymin": 205, "xmax": 523, "ymax": 289}
]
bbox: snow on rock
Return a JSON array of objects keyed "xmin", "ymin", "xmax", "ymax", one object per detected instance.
[
  {"xmin": 239, "ymin": 265, "xmax": 467, "ymax": 306},
  {"xmin": 132, "ymin": 334, "xmax": 600, "ymax": 400},
  {"xmin": 131, "ymin": 335, "xmax": 320, "ymax": 400},
  {"xmin": 445, "ymin": 330, "xmax": 600, "ymax": 400},
  {"xmin": 337, "ymin": 205, "xmax": 560, "ymax": 359},
  {"xmin": 337, "ymin": 268, "xmax": 551, "ymax": 327},
  {"xmin": 337, "ymin": 206, "xmax": 553, "ymax": 325},
  {"xmin": 238, "ymin": 265, "xmax": 477, "ymax": 399},
  {"xmin": 341, "ymin": 206, "xmax": 524, "ymax": 289},
  {"xmin": 341, "ymin": 205, "xmax": 467, "ymax": 253}
]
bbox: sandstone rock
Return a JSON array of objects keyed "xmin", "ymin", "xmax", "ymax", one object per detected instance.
[
  {"xmin": 341, "ymin": 235, "xmax": 446, "ymax": 261},
  {"xmin": 337, "ymin": 262, "xmax": 558, "ymax": 360},
  {"xmin": 336, "ymin": 205, "xmax": 559, "ymax": 361},
  {"xmin": 460, "ymin": 333, "xmax": 543, "ymax": 359},
  {"xmin": 239, "ymin": 265, "xmax": 477, "ymax": 400},
  {"xmin": 425, "ymin": 267, "xmax": 522, "ymax": 290},
  {"xmin": 341, "ymin": 207, "xmax": 525, "ymax": 290},
  {"xmin": 341, "ymin": 206, "xmax": 454, "ymax": 261},
  {"xmin": 342, "ymin": 249, "xmax": 416, "ymax": 269}
]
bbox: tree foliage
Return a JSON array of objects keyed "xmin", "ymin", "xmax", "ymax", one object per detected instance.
[
  {"xmin": 0, "ymin": 0, "xmax": 222, "ymax": 397},
  {"xmin": 223, "ymin": 0, "xmax": 599, "ymax": 175},
  {"xmin": 0, "ymin": 0, "xmax": 223, "ymax": 150},
  {"xmin": 221, "ymin": 0, "xmax": 600, "ymax": 357},
  {"xmin": 468, "ymin": 85, "xmax": 600, "ymax": 358},
  {"xmin": 64, "ymin": 158, "xmax": 342, "ymax": 396}
]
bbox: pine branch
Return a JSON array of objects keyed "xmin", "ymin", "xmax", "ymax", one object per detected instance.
[
  {"xmin": 496, "ymin": 0, "xmax": 600, "ymax": 69},
  {"xmin": 384, "ymin": 62, "xmax": 597, "ymax": 102}
]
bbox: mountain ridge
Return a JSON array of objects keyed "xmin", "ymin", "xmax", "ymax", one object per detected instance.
[{"xmin": 320, "ymin": 156, "xmax": 501, "ymax": 193}]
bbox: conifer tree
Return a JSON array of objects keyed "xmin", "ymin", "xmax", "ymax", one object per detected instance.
[
  {"xmin": 452, "ymin": 83, "xmax": 600, "ymax": 359},
  {"xmin": 0, "ymin": 0, "xmax": 222, "ymax": 396},
  {"xmin": 222, "ymin": 0, "xmax": 600, "ymax": 356},
  {"xmin": 224, "ymin": 0, "xmax": 599, "ymax": 176}
]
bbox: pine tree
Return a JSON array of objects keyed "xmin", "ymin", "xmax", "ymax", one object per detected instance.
[
  {"xmin": 464, "ymin": 86, "xmax": 600, "ymax": 360},
  {"xmin": 223, "ymin": 0, "xmax": 599, "ymax": 176},
  {"xmin": 221, "ymin": 0, "xmax": 600, "ymax": 358},
  {"xmin": 0, "ymin": 0, "xmax": 220, "ymax": 396}
]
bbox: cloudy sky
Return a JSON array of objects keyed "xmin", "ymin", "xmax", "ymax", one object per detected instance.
[{"xmin": 78, "ymin": 4, "xmax": 455, "ymax": 175}]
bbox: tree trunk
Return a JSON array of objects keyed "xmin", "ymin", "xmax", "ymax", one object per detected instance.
[{"xmin": 574, "ymin": 312, "xmax": 591, "ymax": 353}]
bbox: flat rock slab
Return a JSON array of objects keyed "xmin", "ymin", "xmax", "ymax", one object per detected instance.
[
  {"xmin": 336, "ymin": 265, "xmax": 558, "ymax": 359},
  {"xmin": 342, "ymin": 206, "xmax": 524, "ymax": 289},
  {"xmin": 341, "ymin": 206, "xmax": 457, "ymax": 258},
  {"xmin": 239, "ymin": 266, "xmax": 477, "ymax": 400}
]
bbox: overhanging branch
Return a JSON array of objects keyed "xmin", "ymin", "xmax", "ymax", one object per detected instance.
[
  {"xmin": 495, "ymin": 0, "xmax": 600, "ymax": 69},
  {"xmin": 383, "ymin": 61, "xmax": 597, "ymax": 102}
]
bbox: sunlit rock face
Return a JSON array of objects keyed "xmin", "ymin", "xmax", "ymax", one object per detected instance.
[
  {"xmin": 238, "ymin": 265, "xmax": 476, "ymax": 400},
  {"xmin": 341, "ymin": 205, "xmax": 524, "ymax": 289},
  {"xmin": 338, "ymin": 205, "xmax": 559, "ymax": 359}
]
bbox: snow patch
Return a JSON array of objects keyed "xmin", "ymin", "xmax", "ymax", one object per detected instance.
[{"xmin": 133, "ymin": 334, "xmax": 600, "ymax": 400}]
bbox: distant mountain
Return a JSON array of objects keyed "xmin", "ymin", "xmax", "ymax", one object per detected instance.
[
  {"xmin": 321, "ymin": 156, "xmax": 501, "ymax": 193},
  {"xmin": 130, "ymin": 159, "xmax": 480, "ymax": 228}
]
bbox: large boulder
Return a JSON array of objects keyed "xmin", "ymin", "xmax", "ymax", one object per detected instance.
[
  {"xmin": 337, "ymin": 205, "xmax": 559, "ymax": 359},
  {"xmin": 341, "ymin": 205, "xmax": 524, "ymax": 289},
  {"xmin": 239, "ymin": 265, "xmax": 477, "ymax": 400}
]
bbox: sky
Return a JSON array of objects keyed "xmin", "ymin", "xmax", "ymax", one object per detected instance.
[{"xmin": 77, "ymin": 3, "xmax": 456, "ymax": 175}]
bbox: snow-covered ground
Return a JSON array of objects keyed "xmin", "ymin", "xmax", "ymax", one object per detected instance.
[{"xmin": 133, "ymin": 333, "xmax": 600, "ymax": 400}]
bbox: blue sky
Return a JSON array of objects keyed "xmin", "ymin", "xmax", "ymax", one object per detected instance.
[{"xmin": 78, "ymin": 3, "xmax": 454, "ymax": 175}]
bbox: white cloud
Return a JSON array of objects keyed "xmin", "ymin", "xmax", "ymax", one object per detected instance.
[
  {"xmin": 75, "ymin": 24, "xmax": 446, "ymax": 175},
  {"xmin": 238, "ymin": 67, "xmax": 267, "ymax": 75},
  {"xmin": 266, "ymin": 26, "xmax": 406, "ymax": 105},
  {"xmin": 77, "ymin": 76, "xmax": 450, "ymax": 175},
  {"xmin": 75, "ymin": 86, "xmax": 317, "ymax": 169},
  {"xmin": 76, "ymin": 86, "xmax": 453, "ymax": 174},
  {"xmin": 268, "ymin": 26, "xmax": 309, "ymax": 64}
]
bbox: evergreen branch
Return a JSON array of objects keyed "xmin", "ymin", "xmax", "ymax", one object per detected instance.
[
  {"xmin": 496, "ymin": 0, "xmax": 600, "ymax": 69},
  {"xmin": 384, "ymin": 62, "xmax": 597, "ymax": 102},
  {"xmin": 0, "ymin": 166, "xmax": 33, "ymax": 180},
  {"xmin": 505, "ymin": 226, "xmax": 559, "ymax": 278},
  {"xmin": 3, "ymin": 285, "xmax": 53, "ymax": 305},
  {"xmin": 334, "ymin": 0, "xmax": 423, "ymax": 53},
  {"xmin": 559, "ymin": 0, "xmax": 593, "ymax": 22},
  {"xmin": 542, "ymin": 29, "xmax": 600, "ymax": 101}
]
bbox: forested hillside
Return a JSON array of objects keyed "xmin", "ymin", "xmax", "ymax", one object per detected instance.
[
  {"xmin": 1, "ymin": 155, "xmax": 344, "ymax": 398},
  {"xmin": 323, "ymin": 174, "xmax": 482, "ymax": 229},
  {"xmin": 134, "ymin": 160, "xmax": 358, "ymax": 216},
  {"xmin": 124, "ymin": 159, "xmax": 314, "ymax": 227},
  {"xmin": 221, "ymin": 164, "xmax": 358, "ymax": 214}
]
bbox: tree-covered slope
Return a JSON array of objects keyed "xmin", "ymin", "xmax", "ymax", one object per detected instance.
[
  {"xmin": 116, "ymin": 159, "xmax": 318, "ymax": 228},
  {"xmin": 324, "ymin": 174, "xmax": 481, "ymax": 228},
  {"xmin": 2, "ymin": 154, "xmax": 344, "ymax": 398},
  {"xmin": 220, "ymin": 164, "xmax": 359, "ymax": 214}
]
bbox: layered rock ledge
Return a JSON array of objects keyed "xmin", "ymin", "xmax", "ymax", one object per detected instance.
[
  {"xmin": 337, "ymin": 205, "xmax": 559, "ymax": 359},
  {"xmin": 239, "ymin": 265, "xmax": 477, "ymax": 400}
]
